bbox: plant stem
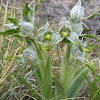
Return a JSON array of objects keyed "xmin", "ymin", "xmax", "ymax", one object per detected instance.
[{"xmin": 56, "ymin": 44, "xmax": 61, "ymax": 64}]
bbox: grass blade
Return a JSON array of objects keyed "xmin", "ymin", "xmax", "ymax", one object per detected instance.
[{"xmin": 13, "ymin": 73, "xmax": 39, "ymax": 99}]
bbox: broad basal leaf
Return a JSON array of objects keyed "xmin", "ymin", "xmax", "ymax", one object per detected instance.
[
  {"xmin": 41, "ymin": 57, "xmax": 53, "ymax": 99},
  {"xmin": 53, "ymin": 76, "xmax": 66, "ymax": 100},
  {"xmin": 60, "ymin": 42, "xmax": 72, "ymax": 83},
  {"xmin": 67, "ymin": 65, "xmax": 87, "ymax": 98},
  {"xmin": 67, "ymin": 71, "xmax": 87, "ymax": 98}
]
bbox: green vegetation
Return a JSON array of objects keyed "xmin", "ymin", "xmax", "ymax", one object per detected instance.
[{"xmin": 0, "ymin": 0, "xmax": 99, "ymax": 100}]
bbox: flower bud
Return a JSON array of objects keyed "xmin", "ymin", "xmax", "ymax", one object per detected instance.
[
  {"xmin": 23, "ymin": 48, "xmax": 37, "ymax": 64},
  {"xmin": 38, "ymin": 22, "xmax": 53, "ymax": 44},
  {"xmin": 70, "ymin": 0, "xmax": 84, "ymax": 23}
]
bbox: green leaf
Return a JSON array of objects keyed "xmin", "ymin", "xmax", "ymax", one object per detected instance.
[
  {"xmin": 87, "ymin": 44, "xmax": 98, "ymax": 49},
  {"xmin": 34, "ymin": 0, "xmax": 40, "ymax": 13},
  {"xmin": 67, "ymin": 71, "xmax": 86, "ymax": 98},
  {"xmin": 8, "ymin": 18, "xmax": 19, "ymax": 25},
  {"xmin": 63, "ymin": 65, "xmax": 76, "ymax": 92},
  {"xmin": 67, "ymin": 32, "xmax": 83, "ymax": 52},
  {"xmin": 85, "ymin": 13, "xmax": 99, "ymax": 19},
  {"xmin": 0, "ymin": 27, "xmax": 21, "ymax": 36},
  {"xmin": 41, "ymin": 57, "xmax": 53, "ymax": 99},
  {"xmin": 67, "ymin": 65, "xmax": 87, "ymax": 98},
  {"xmin": 22, "ymin": 3, "xmax": 28, "ymax": 19},
  {"xmin": 13, "ymin": 73, "xmax": 39, "ymax": 99},
  {"xmin": 82, "ymin": 34, "xmax": 98, "ymax": 41},
  {"xmin": 85, "ymin": 44, "xmax": 98, "ymax": 53},
  {"xmin": 31, "ymin": 64, "xmax": 43, "ymax": 91},
  {"xmin": 53, "ymin": 76, "xmax": 66, "ymax": 100},
  {"xmin": 5, "ymin": 55, "xmax": 13, "ymax": 60},
  {"xmin": 19, "ymin": 21, "xmax": 34, "ymax": 38},
  {"xmin": 74, "ymin": 65, "xmax": 87, "ymax": 80},
  {"xmin": 60, "ymin": 42, "xmax": 72, "ymax": 83},
  {"xmin": 11, "ymin": 34, "xmax": 22, "ymax": 37},
  {"xmin": 22, "ymin": 3, "xmax": 34, "ymax": 23},
  {"xmin": 83, "ymin": 59, "xmax": 95, "ymax": 75},
  {"xmin": 48, "ymin": 33, "xmax": 64, "ymax": 50},
  {"xmin": 5, "ymin": 23, "xmax": 17, "ymax": 29}
]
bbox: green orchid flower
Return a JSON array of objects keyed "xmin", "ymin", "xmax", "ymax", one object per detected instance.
[
  {"xmin": 71, "ymin": 42, "xmax": 95, "ymax": 74},
  {"xmin": 48, "ymin": 17, "xmax": 83, "ymax": 52},
  {"xmin": 38, "ymin": 22, "xmax": 54, "ymax": 45},
  {"xmin": 43, "ymin": 33, "xmax": 52, "ymax": 40}
]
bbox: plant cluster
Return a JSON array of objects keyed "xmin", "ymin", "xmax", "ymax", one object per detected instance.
[{"xmin": 0, "ymin": 0, "xmax": 99, "ymax": 100}]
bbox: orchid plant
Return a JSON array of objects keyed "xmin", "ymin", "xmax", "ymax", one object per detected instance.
[{"xmin": 0, "ymin": 0, "xmax": 98, "ymax": 100}]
